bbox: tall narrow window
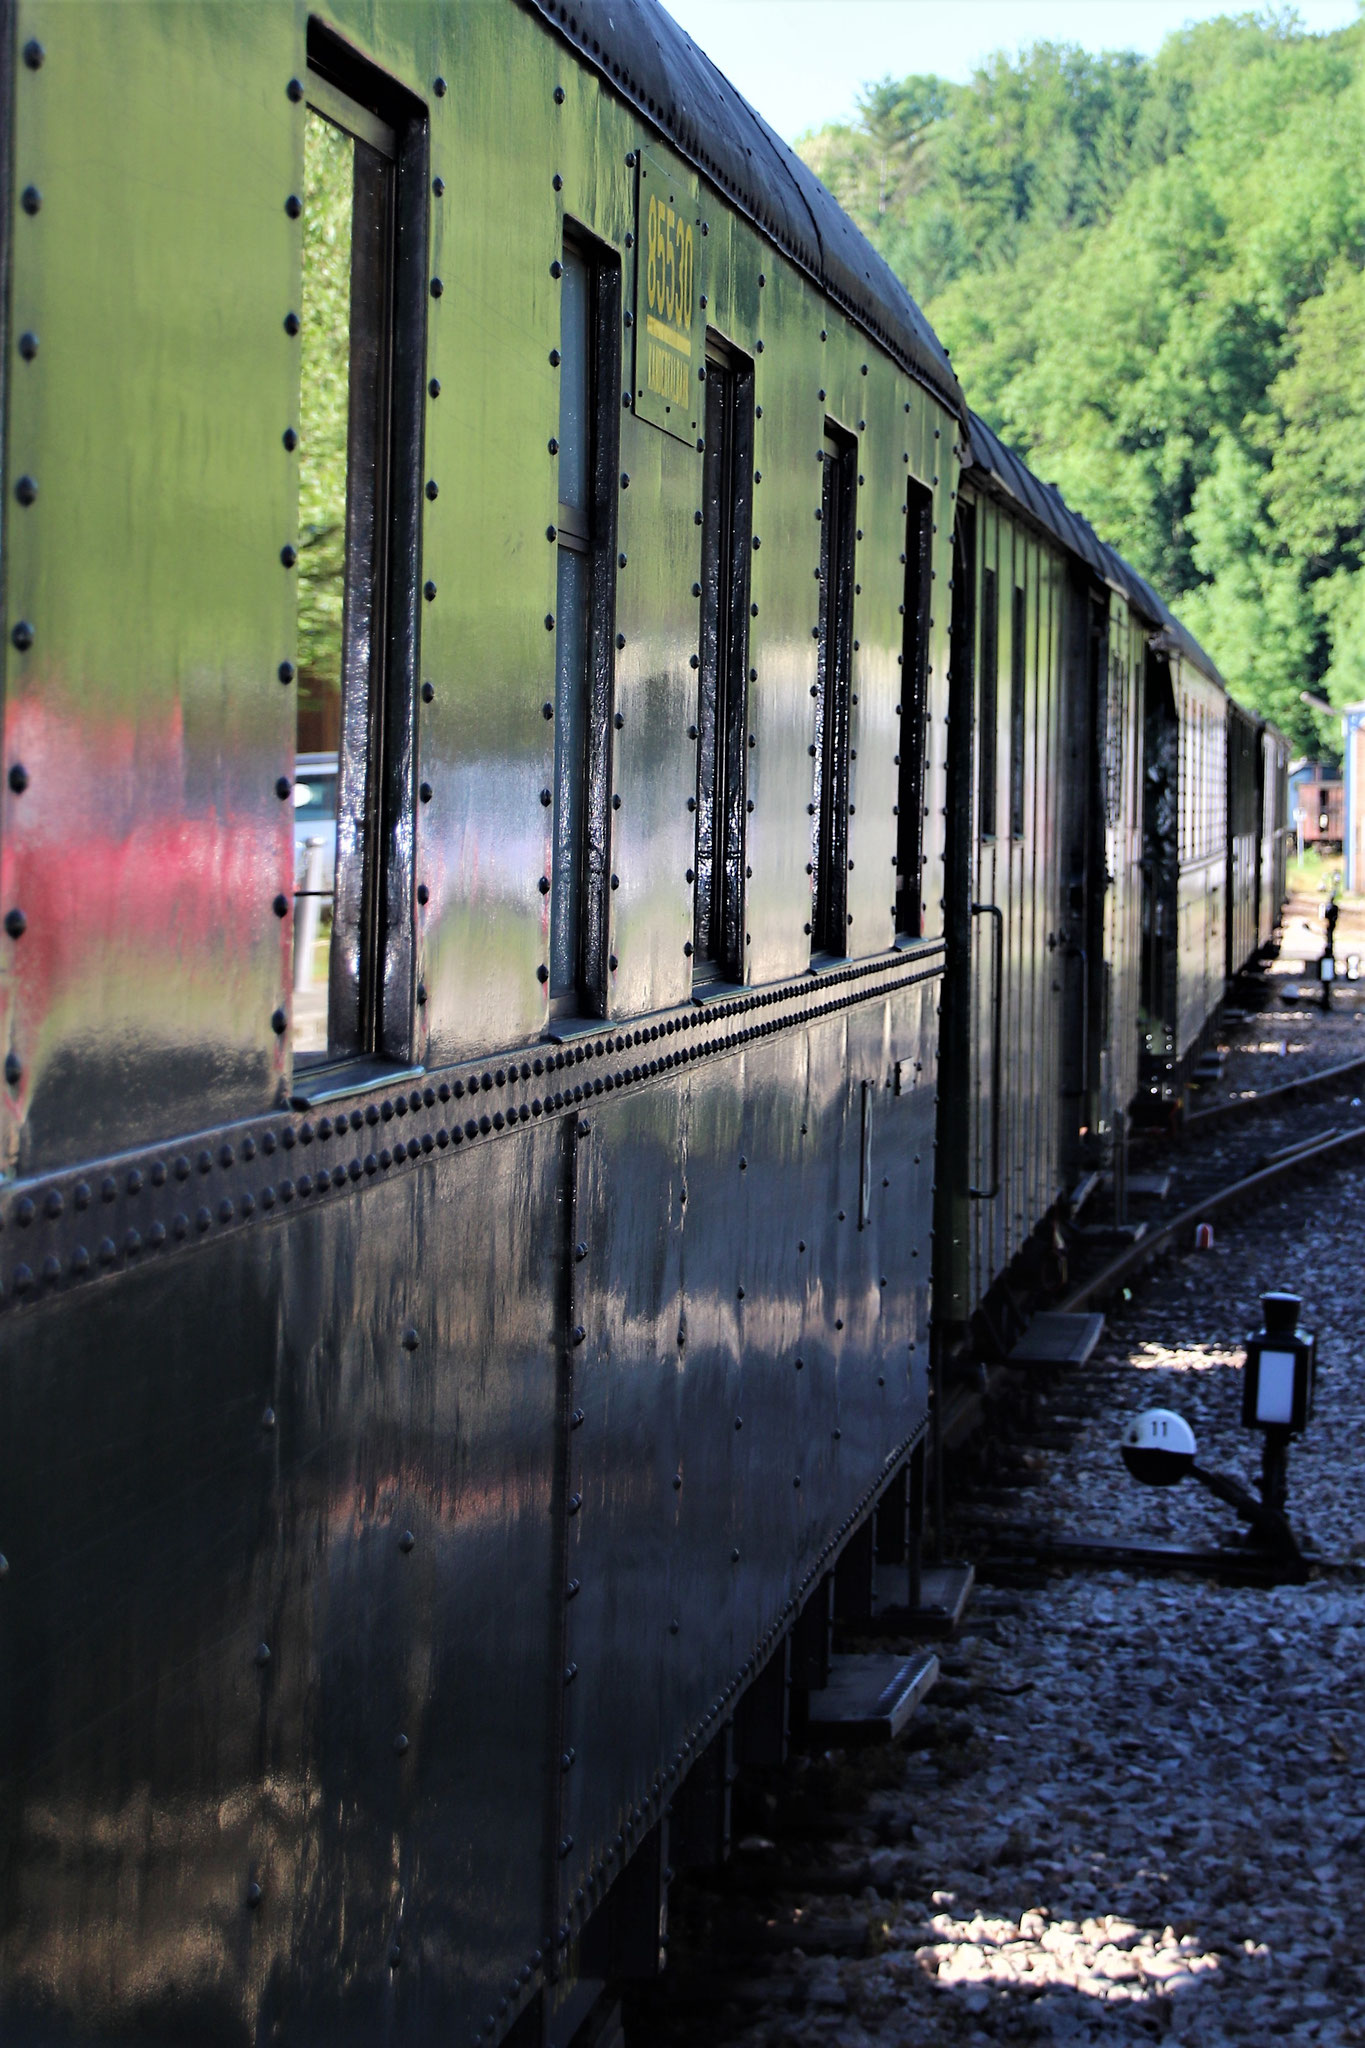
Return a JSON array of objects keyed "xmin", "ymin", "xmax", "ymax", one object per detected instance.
[
  {"xmin": 551, "ymin": 232, "xmax": 619, "ymax": 1011},
  {"xmin": 895, "ymin": 482, "xmax": 934, "ymax": 938},
  {"xmin": 694, "ymin": 341, "xmax": 754, "ymax": 981},
  {"xmin": 1009, "ymin": 584, "xmax": 1027, "ymax": 839},
  {"xmin": 293, "ymin": 42, "xmax": 424, "ymax": 1070},
  {"xmin": 811, "ymin": 426, "xmax": 857, "ymax": 956},
  {"xmin": 977, "ymin": 567, "xmax": 999, "ymax": 841}
]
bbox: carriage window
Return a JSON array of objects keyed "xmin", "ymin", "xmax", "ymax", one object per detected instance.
[
  {"xmin": 811, "ymin": 425, "xmax": 857, "ymax": 956},
  {"xmin": 1009, "ymin": 583, "xmax": 1027, "ymax": 839},
  {"xmin": 550, "ymin": 232, "xmax": 619, "ymax": 1011},
  {"xmin": 977, "ymin": 567, "xmax": 999, "ymax": 841},
  {"xmin": 896, "ymin": 482, "xmax": 933, "ymax": 936},
  {"xmin": 293, "ymin": 49, "xmax": 423, "ymax": 1072},
  {"xmin": 694, "ymin": 342, "xmax": 754, "ymax": 982}
]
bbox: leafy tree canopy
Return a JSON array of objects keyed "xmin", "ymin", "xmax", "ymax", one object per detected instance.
[{"xmin": 798, "ymin": 11, "xmax": 1365, "ymax": 752}]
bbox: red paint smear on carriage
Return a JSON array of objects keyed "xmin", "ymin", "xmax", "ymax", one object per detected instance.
[{"xmin": 0, "ymin": 691, "xmax": 288, "ymax": 1024}]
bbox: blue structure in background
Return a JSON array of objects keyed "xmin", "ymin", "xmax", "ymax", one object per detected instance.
[{"xmin": 1343, "ymin": 709, "xmax": 1365, "ymax": 892}]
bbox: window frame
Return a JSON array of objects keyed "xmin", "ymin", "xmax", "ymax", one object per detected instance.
[
  {"xmin": 895, "ymin": 480, "xmax": 934, "ymax": 939},
  {"xmin": 291, "ymin": 25, "xmax": 428, "ymax": 1091},
  {"xmin": 548, "ymin": 223, "xmax": 622, "ymax": 1020},
  {"xmin": 1008, "ymin": 582, "xmax": 1028, "ymax": 842},
  {"xmin": 977, "ymin": 565, "xmax": 999, "ymax": 844},
  {"xmin": 692, "ymin": 336, "xmax": 754, "ymax": 985},
  {"xmin": 810, "ymin": 422, "xmax": 858, "ymax": 959}
]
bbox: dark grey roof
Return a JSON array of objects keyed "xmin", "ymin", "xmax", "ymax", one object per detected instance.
[
  {"xmin": 964, "ymin": 410, "xmax": 1225, "ymax": 690},
  {"xmin": 517, "ymin": 0, "xmax": 966, "ymax": 419}
]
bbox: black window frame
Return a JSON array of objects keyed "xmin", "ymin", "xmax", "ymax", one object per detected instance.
[
  {"xmin": 548, "ymin": 223, "xmax": 621, "ymax": 1019},
  {"xmin": 810, "ymin": 423, "xmax": 858, "ymax": 958},
  {"xmin": 291, "ymin": 23, "xmax": 428, "ymax": 1086},
  {"xmin": 1009, "ymin": 582, "xmax": 1027, "ymax": 840},
  {"xmin": 895, "ymin": 481, "xmax": 934, "ymax": 939},
  {"xmin": 977, "ymin": 566, "xmax": 999, "ymax": 844},
  {"xmin": 692, "ymin": 337, "xmax": 754, "ymax": 984}
]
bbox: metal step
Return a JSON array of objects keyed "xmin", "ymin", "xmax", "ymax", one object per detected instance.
[
  {"xmin": 1104, "ymin": 1169, "xmax": 1171, "ymax": 1202},
  {"xmin": 1006, "ymin": 1309, "xmax": 1105, "ymax": 1368},
  {"xmin": 805, "ymin": 1650, "xmax": 939, "ymax": 1742}
]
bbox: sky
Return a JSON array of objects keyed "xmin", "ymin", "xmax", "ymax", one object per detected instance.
[{"xmin": 661, "ymin": 0, "xmax": 1362, "ymax": 140}]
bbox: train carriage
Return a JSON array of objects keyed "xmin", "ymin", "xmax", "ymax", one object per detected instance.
[
  {"xmin": 1260, "ymin": 722, "xmax": 1291, "ymax": 950},
  {"xmin": 937, "ymin": 417, "xmax": 1147, "ymax": 1339},
  {"xmin": 0, "ymin": 2, "xmax": 967, "ymax": 2042},
  {"xmin": 1137, "ymin": 615, "xmax": 1229, "ymax": 1105},
  {"xmin": 1228, "ymin": 695, "xmax": 1263, "ymax": 984},
  {"xmin": 0, "ymin": 2, "xmax": 1293, "ymax": 2044}
]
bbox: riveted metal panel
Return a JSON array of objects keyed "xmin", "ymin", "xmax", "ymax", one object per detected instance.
[
  {"xmin": 741, "ymin": 256, "xmax": 826, "ymax": 983},
  {"xmin": 0, "ymin": 1227, "xmax": 282, "ymax": 2039},
  {"xmin": 560, "ymin": 985, "xmax": 933, "ymax": 1922},
  {"xmin": 0, "ymin": 1118, "xmax": 568, "ymax": 2044},
  {"xmin": 2, "ymin": 0, "xmax": 297, "ymax": 1174},
  {"xmin": 609, "ymin": 380, "xmax": 700, "ymax": 1015}
]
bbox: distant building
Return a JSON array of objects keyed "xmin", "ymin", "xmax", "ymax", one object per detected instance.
[{"xmin": 1289, "ymin": 758, "xmax": 1343, "ymax": 852}]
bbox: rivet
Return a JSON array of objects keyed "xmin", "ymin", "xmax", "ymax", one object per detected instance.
[
  {"xmin": 246, "ymin": 1880, "xmax": 263, "ymax": 1907},
  {"xmin": 424, "ymin": 580, "xmax": 437, "ymax": 601},
  {"xmin": 420, "ymin": 781, "xmax": 433, "ymax": 803},
  {"xmin": 15, "ymin": 476, "xmax": 37, "ymax": 507},
  {"xmin": 284, "ymin": 193, "xmax": 301, "ymax": 218},
  {"xmin": 554, "ymin": 84, "xmax": 565, "ymax": 102},
  {"xmin": 271, "ymin": 1008, "xmax": 287, "ymax": 1036},
  {"xmin": 280, "ymin": 544, "xmax": 297, "ymax": 568},
  {"xmin": 430, "ymin": 277, "xmax": 444, "ymax": 298},
  {"xmin": 402, "ymin": 1327, "xmax": 420, "ymax": 1351},
  {"xmin": 18, "ymin": 332, "xmax": 38, "ymax": 360},
  {"xmin": 23, "ymin": 37, "xmax": 44, "ymax": 67},
  {"xmin": 283, "ymin": 428, "xmax": 298, "ymax": 451},
  {"xmin": 429, "ymin": 377, "xmax": 441, "ymax": 398},
  {"xmin": 278, "ymin": 660, "xmax": 295, "ymax": 683},
  {"xmin": 287, "ymin": 76, "xmax": 304, "ymax": 101},
  {"xmin": 394, "ymin": 1733, "xmax": 409, "ymax": 1754},
  {"xmin": 21, "ymin": 187, "xmax": 41, "ymax": 216},
  {"xmin": 4, "ymin": 909, "xmax": 26, "ymax": 940},
  {"xmin": 255, "ymin": 1641, "xmax": 271, "ymax": 1667},
  {"xmin": 434, "ymin": 74, "xmax": 447, "ymax": 95},
  {"xmin": 283, "ymin": 311, "xmax": 299, "ymax": 335},
  {"xmin": 400, "ymin": 1529, "xmax": 415, "ymax": 1551},
  {"xmin": 11, "ymin": 622, "xmax": 34, "ymax": 652},
  {"xmin": 426, "ymin": 479, "xmax": 439, "ymax": 500},
  {"xmin": 537, "ymin": 963, "xmax": 549, "ymax": 984}
]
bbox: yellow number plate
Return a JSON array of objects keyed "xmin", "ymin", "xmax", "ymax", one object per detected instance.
[{"xmin": 633, "ymin": 151, "xmax": 702, "ymax": 444}]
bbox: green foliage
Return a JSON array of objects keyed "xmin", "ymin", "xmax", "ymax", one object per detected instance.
[
  {"xmin": 297, "ymin": 110, "xmax": 353, "ymax": 751},
  {"xmin": 798, "ymin": 13, "xmax": 1365, "ymax": 752}
]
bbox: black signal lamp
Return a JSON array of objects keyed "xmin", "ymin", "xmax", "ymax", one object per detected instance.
[{"xmin": 1241, "ymin": 1292, "xmax": 1315, "ymax": 1437}]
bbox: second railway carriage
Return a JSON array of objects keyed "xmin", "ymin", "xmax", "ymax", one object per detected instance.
[{"xmin": 937, "ymin": 417, "xmax": 1147, "ymax": 1344}]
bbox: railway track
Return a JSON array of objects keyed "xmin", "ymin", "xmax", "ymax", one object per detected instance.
[{"xmin": 625, "ymin": 995, "xmax": 1365, "ymax": 2047}]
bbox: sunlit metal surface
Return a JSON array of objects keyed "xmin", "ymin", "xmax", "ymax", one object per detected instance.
[{"xmin": 2, "ymin": 0, "xmax": 297, "ymax": 1174}]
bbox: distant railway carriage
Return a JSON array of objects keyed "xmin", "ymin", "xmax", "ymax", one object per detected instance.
[{"xmin": 0, "ymin": 4, "xmax": 1287, "ymax": 2045}]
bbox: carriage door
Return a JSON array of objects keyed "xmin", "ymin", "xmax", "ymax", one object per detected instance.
[
  {"xmin": 935, "ymin": 507, "xmax": 982, "ymax": 1326},
  {"xmin": 969, "ymin": 536, "xmax": 1003, "ymax": 1278}
]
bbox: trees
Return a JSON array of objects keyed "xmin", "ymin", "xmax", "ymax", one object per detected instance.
[{"xmin": 797, "ymin": 16, "xmax": 1365, "ymax": 751}]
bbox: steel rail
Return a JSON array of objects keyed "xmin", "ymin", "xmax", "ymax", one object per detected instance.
[
  {"xmin": 1184, "ymin": 1052, "xmax": 1365, "ymax": 1133},
  {"xmin": 1063, "ymin": 1121, "xmax": 1365, "ymax": 1311}
]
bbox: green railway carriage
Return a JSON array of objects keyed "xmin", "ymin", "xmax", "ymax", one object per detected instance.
[
  {"xmin": 0, "ymin": 3, "xmax": 1290, "ymax": 2044},
  {"xmin": 0, "ymin": 3, "xmax": 961, "ymax": 2042}
]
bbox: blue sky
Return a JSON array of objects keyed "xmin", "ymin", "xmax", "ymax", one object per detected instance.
[{"xmin": 662, "ymin": 0, "xmax": 1362, "ymax": 140}]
